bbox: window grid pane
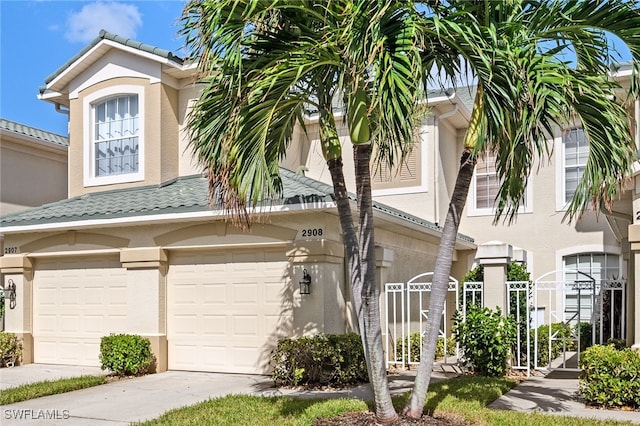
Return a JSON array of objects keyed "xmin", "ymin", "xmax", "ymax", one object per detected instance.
[
  {"xmin": 563, "ymin": 128, "xmax": 588, "ymax": 203},
  {"xmin": 475, "ymin": 151, "xmax": 499, "ymax": 209},
  {"xmin": 563, "ymin": 252, "xmax": 619, "ymax": 324},
  {"xmin": 93, "ymin": 95, "xmax": 139, "ymax": 177}
]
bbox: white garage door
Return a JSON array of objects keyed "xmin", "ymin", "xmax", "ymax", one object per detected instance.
[
  {"xmin": 167, "ymin": 250, "xmax": 291, "ymax": 374},
  {"xmin": 33, "ymin": 257, "xmax": 127, "ymax": 366}
]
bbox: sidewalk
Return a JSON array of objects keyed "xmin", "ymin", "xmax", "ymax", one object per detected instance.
[{"xmin": 489, "ymin": 369, "xmax": 640, "ymax": 424}]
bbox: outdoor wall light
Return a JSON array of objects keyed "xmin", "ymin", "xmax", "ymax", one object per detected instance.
[
  {"xmin": 299, "ymin": 269, "xmax": 312, "ymax": 295},
  {"xmin": 6, "ymin": 279, "xmax": 16, "ymax": 310}
]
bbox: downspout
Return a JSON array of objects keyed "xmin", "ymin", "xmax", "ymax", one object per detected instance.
[
  {"xmin": 55, "ymin": 103, "xmax": 70, "ymax": 115},
  {"xmin": 433, "ymin": 100, "xmax": 458, "ymax": 226},
  {"xmin": 55, "ymin": 103, "xmax": 71, "ymax": 134}
]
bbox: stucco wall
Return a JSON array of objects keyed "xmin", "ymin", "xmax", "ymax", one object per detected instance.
[
  {"xmin": 0, "ymin": 139, "xmax": 67, "ymax": 215},
  {"xmin": 460, "ymin": 138, "xmax": 622, "ymax": 280}
]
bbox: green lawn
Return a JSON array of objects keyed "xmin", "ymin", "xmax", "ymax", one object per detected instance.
[
  {"xmin": 0, "ymin": 376, "xmax": 107, "ymax": 405},
  {"xmin": 141, "ymin": 376, "xmax": 630, "ymax": 426}
]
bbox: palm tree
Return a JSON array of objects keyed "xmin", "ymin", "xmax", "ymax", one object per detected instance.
[
  {"xmin": 403, "ymin": 0, "xmax": 640, "ymax": 418},
  {"xmin": 180, "ymin": 0, "xmax": 423, "ymax": 421}
]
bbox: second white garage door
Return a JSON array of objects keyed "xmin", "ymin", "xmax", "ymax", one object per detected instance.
[{"xmin": 167, "ymin": 250, "xmax": 291, "ymax": 374}]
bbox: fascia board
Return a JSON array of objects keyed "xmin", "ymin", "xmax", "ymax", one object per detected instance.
[{"xmin": 0, "ymin": 201, "xmax": 339, "ymax": 234}]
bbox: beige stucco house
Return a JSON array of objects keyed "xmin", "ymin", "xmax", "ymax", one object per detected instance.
[
  {"xmin": 455, "ymin": 64, "xmax": 640, "ymax": 352},
  {"xmin": 1, "ymin": 29, "xmax": 638, "ymax": 374},
  {"xmin": 0, "ymin": 31, "xmax": 475, "ymax": 373}
]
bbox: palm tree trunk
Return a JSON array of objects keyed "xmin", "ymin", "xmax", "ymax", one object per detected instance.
[
  {"xmin": 354, "ymin": 144, "xmax": 397, "ymax": 423},
  {"xmin": 319, "ymin": 108, "xmax": 363, "ymax": 329},
  {"xmin": 403, "ymin": 148, "xmax": 476, "ymax": 419},
  {"xmin": 326, "ymin": 155, "xmax": 363, "ymax": 323}
]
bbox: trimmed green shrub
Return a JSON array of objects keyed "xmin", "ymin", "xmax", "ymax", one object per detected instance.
[
  {"xmin": 395, "ymin": 333, "xmax": 456, "ymax": 363},
  {"xmin": 0, "ymin": 332, "xmax": 22, "ymax": 367},
  {"xmin": 99, "ymin": 334, "xmax": 155, "ymax": 376},
  {"xmin": 579, "ymin": 344, "xmax": 640, "ymax": 408},
  {"xmin": 453, "ymin": 305, "xmax": 516, "ymax": 377},
  {"xmin": 271, "ymin": 333, "xmax": 367, "ymax": 387}
]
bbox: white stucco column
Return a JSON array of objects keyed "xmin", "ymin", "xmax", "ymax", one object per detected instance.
[
  {"xmin": 0, "ymin": 255, "xmax": 34, "ymax": 364},
  {"xmin": 629, "ymin": 225, "xmax": 640, "ymax": 351},
  {"xmin": 120, "ymin": 248, "xmax": 168, "ymax": 372},
  {"xmin": 475, "ymin": 241, "xmax": 513, "ymax": 313},
  {"xmin": 375, "ymin": 246, "xmax": 394, "ymax": 359}
]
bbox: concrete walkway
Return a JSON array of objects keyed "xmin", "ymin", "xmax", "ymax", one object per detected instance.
[
  {"xmin": 489, "ymin": 369, "xmax": 640, "ymax": 424},
  {"xmin": 1, "ymin": 364, "xmax": 639, "ymax": 425}
]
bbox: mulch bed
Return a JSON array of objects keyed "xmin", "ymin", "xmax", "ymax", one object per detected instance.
[{"xmin": 314, "ymin": 412, "xmax": 468, "ymax": 426}]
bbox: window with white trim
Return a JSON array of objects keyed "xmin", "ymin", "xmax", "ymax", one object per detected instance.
[
  {"xmin": 563, "ymin": 127, "xmax": 588, "ymax": 203},
  {"xmin": 469, "ymin": 150, "xmax": 529, "ymax": 215},
  {"xmin": 475, "ymin": 151, "xmax": 499, "ymax": 209},
  {"xmin": 94, "ymin": 95, "xmax": 139, "ymax": 177},
  {"xmin": 83, "ymin": 85, "xmax": 144, "ymax": 187}
]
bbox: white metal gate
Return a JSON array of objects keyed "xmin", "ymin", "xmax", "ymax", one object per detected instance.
[
  {"xmin": 385, "ymin": 273, "xmax": 460, "ymax": 370},
  {"xmin": 533, "ymin": 270, "xmax": 627, "ymax": 371}
]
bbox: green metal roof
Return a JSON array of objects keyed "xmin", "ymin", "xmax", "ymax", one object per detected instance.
[
  {"xmin": 0, "ymin": 118, "xmax": 68, "ymax": 148},
  {"xmin": 42, "ymin": 29, "xmax": 184, "ymax": 90},
  {"xmin": 0, "ymin": 168, "xmax": 473, "ymax": 243}
]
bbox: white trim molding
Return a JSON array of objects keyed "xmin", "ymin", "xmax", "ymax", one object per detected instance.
[{"xmin": 83, "ymin": 85, "xmax": 145, "ymax": 187}]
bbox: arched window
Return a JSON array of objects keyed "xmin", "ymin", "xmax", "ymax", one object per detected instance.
[
  {"xmin": 83, "ymin": 85, "xmax": 144, "ymax": 187},
  {"xmin": 93, "ymin": 95, "xmax": 139, "ymax": 177}
]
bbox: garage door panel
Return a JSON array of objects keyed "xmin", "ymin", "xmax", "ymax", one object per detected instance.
[
  {"xmin": 168, "ymin": 250, "xmax": 289, "ymax": 374},
  {"xmin": 60, "ymin": 288, "xmax": 80, "ymax": 305},
  {"xmin": 233, "ymin": 315, "xmax": 258, "ymax": 337},
  {"xmin": 233, "ymin": 283, "xmax": 259, "ymax": 305},
  {"xmin": 61, "ymin": 315, "xmax": 80, "ymax": 333},
  {"xmin": 203, "ymin": 315, "xmax": 226, "ymax": 336},
  {"xmin": 173, "ymin": 315, "xmax": 198, "ymax": 335},
  {"xmin": 203, "ymin": 283, "xmax": 227, "ymax": 304},
  {"xmin": 84, "ymin": 315, "xmax": 104, "ymax": 333}
]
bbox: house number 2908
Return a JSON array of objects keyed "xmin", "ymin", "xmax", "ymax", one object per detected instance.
[{"xmin": 302, "ymin": 228, "xmax": 323, "ymax": 237}]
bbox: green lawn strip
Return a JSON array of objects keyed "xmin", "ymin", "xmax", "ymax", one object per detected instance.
[
  {"xmin": 140, "ymin": 394, "xmax": 368, "ymax": 426},
  {"xmin": 0, "ymin": 375, "xmax": 107, "ymax": 405},
  {"xmin": 411, "ymin": 376, "xmax": 628, "ymax": 426},
  {"xmin": 140, "ymin": 376, "xmax": 631, "ymax": 426}
]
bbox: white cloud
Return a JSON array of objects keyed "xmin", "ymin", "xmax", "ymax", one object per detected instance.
[{"xmin": 65, "ymin": 2, "xmax": 142, "ymax": 43}]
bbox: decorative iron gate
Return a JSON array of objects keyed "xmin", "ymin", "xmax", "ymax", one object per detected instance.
[
  {"xmin": 533, "ymin": 270, "xmax": 627, "ymax": 371},
  {"xmin": 385, "ymin": 273, "xmax": 460, "ymax": 370},
  {"xmin": 386, "ymin": 269, "xmax": 626, "ymax": 374}
]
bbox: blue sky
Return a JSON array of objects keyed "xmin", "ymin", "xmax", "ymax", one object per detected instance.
[
  {"xmin": 1, "ymin": 0, "xmax": 187, "ymax": 136},
  {"xmin": 0, "ymin": 1, "xmax": 634, "ymax": 137}
]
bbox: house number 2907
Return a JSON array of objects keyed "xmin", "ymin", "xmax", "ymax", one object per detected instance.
[
  {"xmin": 4, "ymin": 247, "xmax": 18, "ymax": 254},
  {"xmin": 302, "ymin": 228, "xmax": 323, "ymax": 237}
]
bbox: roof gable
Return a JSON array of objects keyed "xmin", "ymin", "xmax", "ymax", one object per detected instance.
[{"xmin": 39, "ymin": 30, "xmax": 192, "ymax": 106}]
